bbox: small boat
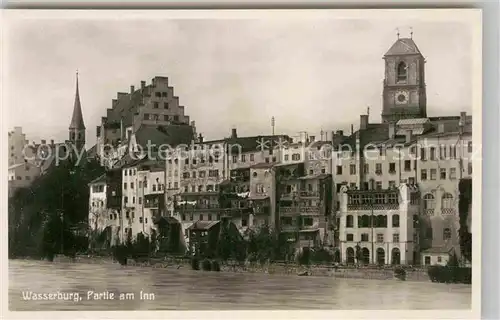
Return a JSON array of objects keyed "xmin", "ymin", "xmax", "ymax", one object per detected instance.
[{"xmin": 297, "ymin": 270, "xmax": 310, "ymax": 276}]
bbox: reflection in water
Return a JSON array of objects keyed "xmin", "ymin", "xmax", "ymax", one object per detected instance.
[{"xmin": 9, "ymin": 260, "xmax": 471, "ymax": 310}]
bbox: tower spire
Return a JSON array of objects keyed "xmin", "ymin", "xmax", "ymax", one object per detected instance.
[
  {"xmin": 410, "ymin": 27, "xmax": 413, "ymax": 39},
  {"xmin": 69, "ymin": 70, "xmax": 85, "ymax": 130},
  {"xmin": 396, "ymin": 27, "xmax": 400, "ymax": 39}
]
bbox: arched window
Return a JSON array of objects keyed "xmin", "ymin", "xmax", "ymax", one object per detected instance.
[
  {"xmin": 443, "ymin": 228, "xmax": 452, "ymax": 240},
  {"xmin": 346, "ymin": 215, "xmax": 354, "ymax": 228},
  {"xmin": 441, "ymin": 193, "xmax": 454, "ymax": 209},
  {"xmin": 397, "ymin": 61, "xmax": 407, "ymax": 82},
  {"xmin": 392, "ymin": 214, "xmax": 400, "ymax": 228},
  {"xmin": 423, "ymin": 193, "xmax": 435, "ymax": 211}
]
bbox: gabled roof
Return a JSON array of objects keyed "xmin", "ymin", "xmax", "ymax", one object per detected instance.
[
  {"xmin": 384, "ymin": 38, "xmax": 422, "ymax": 57},
  {"xmin": 89, "ymin": 173, "xmax": 106, "ymax": 185},
  {"xmin": 396, "ymin": 118, "xmax": 430, "ymax": 126}
]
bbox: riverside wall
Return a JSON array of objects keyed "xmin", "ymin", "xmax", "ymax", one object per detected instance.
[{"xmin": 52, "ymin": 255, "xmax": 431, "ymax": 282}]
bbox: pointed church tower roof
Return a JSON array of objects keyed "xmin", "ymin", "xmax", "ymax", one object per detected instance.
[
  {"xmin": 384, "ymin": 38, "xmax": 422, "ymax": 57},
  {"xmin": 69, "ymin": 71, "xmax": 86, "ymax": 130}
]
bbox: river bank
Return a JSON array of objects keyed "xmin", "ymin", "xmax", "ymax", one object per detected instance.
[{"xmin": 42, "ymin": 254, "xmax": 432, "ymax": 282}]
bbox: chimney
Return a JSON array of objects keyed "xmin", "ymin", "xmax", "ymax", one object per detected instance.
[
  {"xmin": 151, "ymin": 78, "xmax": 156, "ymax": 87},
  {"xmin": 130, "ymin": 85, "xmax": 135, "ymax": 94},
  {"xmin": 50, "ymin": 139, "xmax": 54, "ymax": 146},
  {"xmin": 459, "ymin": 111, "xmax": 466, "ymax": 126},
  {"xmin": 231, "ymin": 128, "xmax": 237, "ymax": 139},
  {"xmin": 141, "ymin": 81, "xmax": 146, "ymax": 89},
  {"xmin": 389, "ymin": 123, "xmax": 396, "ymax": 139},
  {"xmin": 41, "ymin": 139, "xmax": 46, "ymax": 145},
  {"xmin": 198, "ymin": 133, "xmax": 204, "ymax": 143},
  {"xmin": 360, "ymin": 115, "xmax": 369, "ymax": 130},
  {"xmin": 336, "ymin": 130, "xmax": 344, "ymax": 136},
  {"xmin": 438, "ymin": 123, "xmax": 445, "ymax": 133},
  {"xmin": 351, "ymin": 124, "xmax": 354, "ymax": 135},
  {"xmin": 309, "ymin": 135, "xmax": 316, "ymax": 142},
  {"xmin": 405, "ymin": 130, "xmax": 413, "ymax": 144}
]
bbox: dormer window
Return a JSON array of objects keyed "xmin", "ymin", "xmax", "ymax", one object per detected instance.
[{"xmin": 397, "ymin": 61, "xmax": 407, "ymax": 83}]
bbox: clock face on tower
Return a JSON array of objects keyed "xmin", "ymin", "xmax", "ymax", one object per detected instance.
[{"xmin": 395, "ymin": 90, "xmax": 409, "ymax": 104}]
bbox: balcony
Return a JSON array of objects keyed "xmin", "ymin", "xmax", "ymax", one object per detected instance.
[
  {"xmin": 424, "ymin": 208, "xmax": 435, "ymax": 216},
  {"xmin": 298, "ymin": 191, "xmax": 320, "ymax": 198},
  {"xmin": 176, "ymin": 204, "xmax": 221, "ymax": 212},
  {"xmin": 441, "ymin": 208, "xmax": 455, "ymax": 215},
  {"xmin": 347, "ymin": 203, "xmax": 399, "ymax": 211}
]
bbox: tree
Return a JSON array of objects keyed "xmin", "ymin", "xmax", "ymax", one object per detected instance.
[{"xmin": 458, "ymin": 178, "xmax": 472, "ymax": 263}]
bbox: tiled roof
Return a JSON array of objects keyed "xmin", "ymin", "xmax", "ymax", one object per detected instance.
[
  {"xmin": 299, "ymin": 173, "xmax": 331, "ymax": 180},
  {"xmin": 384, "ymin": 38, "xmax": 422, "ymax": 56},
  {"xmin": 421, "ymin": 247, "xmax": 454, "ymax": 254},
  {"xmin": 396, "ymin": 118, "xmax": 430, "ymax": 126},
  {"xmin": 225, "ymin": 134, "xmax": 292, "ymax": 153},
  {"xmin": 187, "ymin": 220, "xmax": 220, "ymax": 230},
  {"xmin": 89, "ymin": 173, "xmax": 106, "ymax": 185},
  {"xmin": 134, "ymin": 124, "xmax": 195, "ymax": 149},
  {"xmin": 250, "ymin": 162, "xmax": 275, "ymax": 169},
  {"xmin": 106, "ymin": 88, "xmax": 148, "ymax": 127}
]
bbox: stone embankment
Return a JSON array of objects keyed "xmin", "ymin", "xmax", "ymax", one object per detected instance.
[{"xmin": 53, "ymin": 255, "xmax": 430, "ymax": 282}]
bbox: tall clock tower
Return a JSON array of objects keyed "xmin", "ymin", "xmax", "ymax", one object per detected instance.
[{"xmin": 382, "ymin": 34, "xmax": 427, "ymax": 123}]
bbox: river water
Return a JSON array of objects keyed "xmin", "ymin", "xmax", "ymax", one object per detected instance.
[{"xmin": 9, "ymin": 259, "xmax": 471, "ymax": 311}]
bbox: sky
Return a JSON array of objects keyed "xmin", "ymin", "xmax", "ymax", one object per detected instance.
[{"xmin": 3, "ymin": 10, "xmax": 478, "ymax": 148}]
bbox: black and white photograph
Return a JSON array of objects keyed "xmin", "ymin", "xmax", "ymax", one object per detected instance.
[{"xmin": 2, "ymin": 8, "xmax": 482, "ymax": 317}]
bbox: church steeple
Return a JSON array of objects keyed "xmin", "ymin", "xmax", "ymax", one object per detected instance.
[{"xmin": 69, "ymin": 71, "xmax": 86, "ymax": 150}]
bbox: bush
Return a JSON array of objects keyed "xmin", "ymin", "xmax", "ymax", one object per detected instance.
[
  {"xmin": 113, "ymin": 245, "xmax": 128, "ymax": 266},
  {"xmin": 202, "ymin": 259, "xmax": 212, "ymax": 271},
  {"xmin": 394, "ymin": 266, "xmax": 406, "ymax": 280},
  {"xmin": 211, "ymin": 260, "xmax": 221, "ymax": 272},
  {"xmin": 427, "ymin": 266, "xmax": 471, "ymax": 284},
  {"xmin": 310, "ymin": 248, "xmax": 334, "ymax": 264},
  {"xmin": 191, "ymin": 257, "xmax": 200, "ymax": 270}
]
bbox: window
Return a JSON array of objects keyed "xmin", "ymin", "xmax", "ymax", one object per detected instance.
[
  {"xmin": 190, "ymin": 214, "xmax": 194, "ymax": 221},
  {"xmin": 336, "ymin": 166, "xmax": 342, "ymax": 175},
  {"xmin": 450, "ymin": 168, "xmax": 457, "ymax": 179},
  {"xmin": 241, "ymin": 154, "xmax": 246, "ymax": 162},
  {"xmin": 375, "ymin": 181, "xmax": 382, "ymax": 190},
  {"xmin": 430, "ymin": 147, "xmax": 436, "ymax": 160},
  {"xmin": 349, "ymin": 183, "xmax": 356, "ymax": 189},
  {"xmin": 420, "ymin": 148, "xmax": 426, "ymax": 161},
  {"xmin": 388, "ymin": 181, "xmax": 396, "ymax": 189},
  {"xmin": 138, "ymin": 197, "xmax": 142, "ymax": 204},
  {"xmin": 163, "ymin": 115, "xmax": 169, "ymax": 121},
  {"xmin": 440, "ymin": 145, "xmax": 447, "ymax": 160},
  {"xmin": 181, "ymin": 214, "xmax": 186, "ymax": 221},
  {"xmin": 361, "ymin": 233, "xmax": 369, "ymax": 242},
  {"xmin": 443, "ymin": 228, "xmax": 451, "ymax": 240},
  {"xmin": 139, "ymin": 217, "xmax": 143, "ymax": 223},
  {"xmin": 389, "ymin": 162, "xmax": 396, "ymax": 173},
  {"xmin": 144, "ymin": 180, "xmax": 148, "ymax": 188},
  {"xmin": 430, "ymin": 169, "xmax": 437, "ymax": 180},
  {"xmin": 363, "ymin": 164, "xmax": 369, "ymax": 174},
  {"xmin": 256, "ymin": 183, "xmax": 264, "ymax": 193},
  {"xmin": 440, "ymin": 168, "xmax": 446, "ymax": 180},
  {"xmin": 199, "ymin": 171, "xmax": 206, "ymax": 178},
  {"xmin": 397, "ymin": 61, "xmax": 407, "ymax": 82},
  {"xmin": 321, "ymin": 168, "xmax": 326, "ymax": 174},
  {"xmin": 408, "ymin": 177, "xmax": 415, "ymax": 184},
  {"xmin": 425, "ymin": 256, "xmax": 431, "ymax": 265},
  {"xmin": 450, "ymin": 145, "xmax": 457, "ymax": 159},
  {"xmin": 164, "ymin": 102, "xmax": 169, "ymax": 109},
  {"xmin": 423, "ymin": 193, "xmax": 435, "ymax": 210},
  {"xmin": 376, "ymin": 163, "xmax": 382, "ymax": 174},
  {"xmin": 155, "ymin": 92, "xmax": 161, "ymax": 97},
  {"xmin": 242, "ymin": 219, "xmax": 248, "ymax": 227},
  {"xmin": 132, "ymin": 197, "xmax": 135, "ymax": 204},
  {"xmin": 393, "ymin": 233, "xmax": 400, "ymax": 243},
  {"xmin": 232, "ymin": 155, "xmax": 237, "ymax": 163},
  {"xmin": 346, "ymin": 234, "xmax": 354, "ymax": 241},
  {"xmin": 437, "ymin": 256, "xmax": 442, "ymax": 263},
  {"xmin": 303, "ymin": 217, "xmax": 313, "ymax": 226},
  {"xmin": 153, "ymin": 102, "xmax": 159, "ymax": 109},
  {"xmin": 349, "ymin": 164, "xmax": 356, "ymax": 175},
  {"xmin": 200, "ymin": 214, "xmax": 204, "ymax": 221},
  {"xmin": 468, "ymin": 162, "xmax": 472, "ymax": 175},
  {"xmin": 123, "ymin": 183, "xmax": 127, "ymax": 190},
  {"xmin": 441, "ymin": 193, "xmax": 454, "ymax": 210},
  {"xmin": 309, "ymin": 169, "xmax": 314, "ymax": 175},
  {"xmin": 173, "ymin": 115, "xmax": 179, "ymax": 122},
  {"xmin": 124, "ymin": 170, "xmax": 128, "ymax": 176},
  {"xmin": 392, "ymin": 214, "xmax": 400, "ymax": 227},
  {"xmin": 421, "ymin": 169, "xmax": 427, "ymax": 180},
  {"xmin": 404, "ymin": 160, "xmax": 411, "ymax": 172},
  {"xmin": 152, "ymin": 185, "xmax": 157, "ymax": 192},
  {"xmin": 346, "ymin": 215, "xmax": 354, "ymax": 228},
  {"xmin": 376, "ymin": 234, "xmax": 384, "ymax": 243},
  {"xmin": 125, "ymin": 212, "xmax": 130, "ymax": 219},
  {"xmin": 131, "ymin": 182, "xmax": 134, "ymax": 189},
  {"xmin": 143, "ymin": 113, "xmax": 150, "ymax": 120},
  {"xmin": 174, "ymin": 182, "xmax": 178, "ymax": 189},
  {"xmin": 208, "ymin": 214, "xmax": 212, "ymax": 221},
  {"xmin": 292, "ymin": 153, "xmax": 301, "ymax": 161},
  {"xmin": 467, "ymin": 141, "xmax": 473, "ymax": 153},
  {"xmin": 162, "ymin": 92, "xmax": 167, "ymax": 97},
  {"xmin": 124, "ymin": 196, "xmax": 128, "ymax": 204},
  {"xmin": 284, "ymin": 155, "xmax": 289, "ymax": 161}
]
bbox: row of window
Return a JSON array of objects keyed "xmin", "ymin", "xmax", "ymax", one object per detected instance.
[
  {"xmin": 10, "ymin": 175, "xmax": 32, "ymax": 181},
  {"xmin": 338, "ymin": 162, "xmax": 472, "ymax": 179},
  {"xmin": 143, "ymin": 113, "xmax": 180, "ymax": 122},
  {"xmin": 345, "ymin": 233, "xmax": 401, "ymax": 243},
  {"xmin": 346, "ymin": 214, "xmax": 400, "ymax": 228},
  {"xmin": 423, "ymin": 193, "xmax": 454, "ymax": 210},
  {"xmin": 182, "ymin": 170, "xmax": 220, "ymax": 179},
  {"xmin": 154, "ymin": 91, "xmax": 169, "ymax": 98},
  {"xmin": 181, "ymin": 213, "xmax": 223, "ymax": 222},
  {"xmin": 183, "ymin": 184, "xmax": 218, "ymax": 193},
  {"xmin": 124, "ymin": 182, "xmax": 164, "ymax": 191},
  {"xmin": 92, "ymin": 185, "xmax": 105, "ymax": 193},
  {"xmin": 284, "ymin": 153, "xmax": 301, "ymax": 161},
  {"xmin": 91, "ymin": 200, "xmax": 105, "ymax": 208}
]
